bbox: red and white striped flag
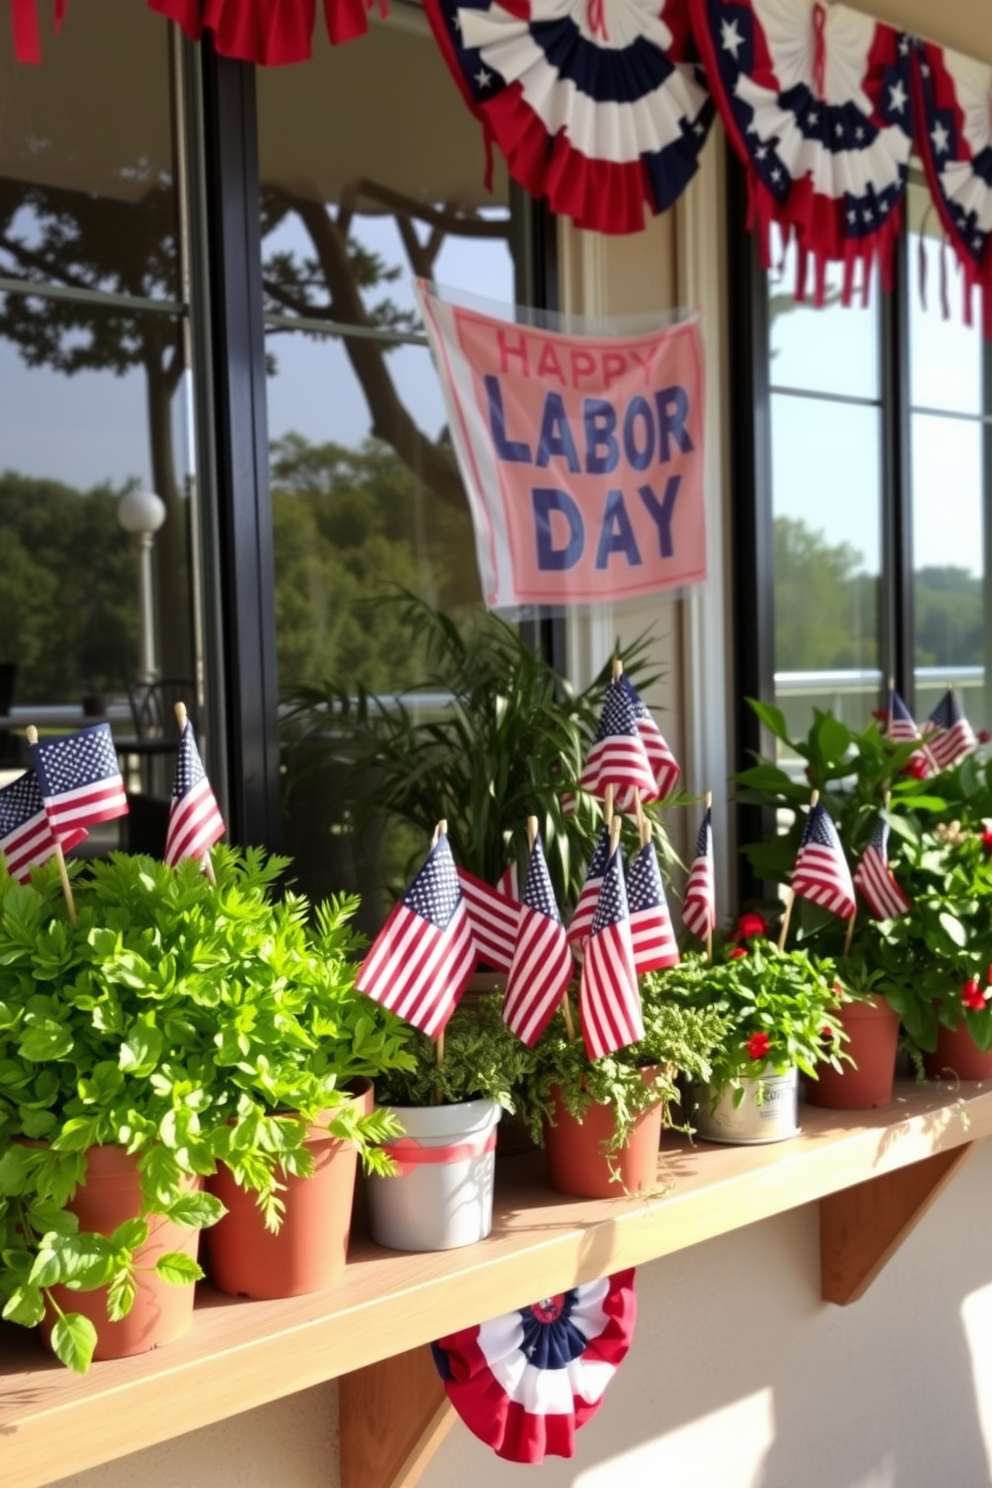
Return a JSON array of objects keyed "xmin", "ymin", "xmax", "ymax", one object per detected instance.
[
  {"xmin": 627, "ymin": 840, "xmax": 680, "ymax": 973},
  {"xmin": 502, "ymin": 833, "xmax": 573, "ymax": 1047},
  {"xmin": 853, "ymin": 814, "xmax": 911, "ymax": 920},
  {"xmin": 497, "ymin": 862, "xmax": 520, "ymax": 901},
  {"xmin": 164, "ymin": 722, "xmax": 226, "ymax": 867},
  {"xmin": 357, "ymin": 833, "xmax": 477, "ymax": 1037},
  {"xmin": 682, "ymin": 806, "xmax": 716, "ymax": 941},
  {"xmin": 924, "ymin": 690, "xmax": 977, "ymax": 771},
  {"xmin": 620, "ymin": 675, "xmax": 680, "ymax": 805},
  {"xmin": 0, "ymin": 770, "xmax": 86, "ymax": 883},
  {"xmin": 579, "ymin": 678, "xmax": 659, "ymax": 805},
  {"xmin": 581, "ymin": 844, "xmax": 644, "ymax": 1061},
  {"xmin": 456, "ymin": 867, "xmax": 520, "ymax": 972},
  {"xmin": 30, "ymin": 723, "xmax": 128, "ymax": 837},
  {"xmin": 566, "ymin": 824, "xmax": 611, "ymax": 952},
  {"xmin": 792, "ymin": 803, "xmax": 856, "ymax": 920},
  {"xmin": 887, "ymin": 688, "xmax": 937, "ymax": 777}
]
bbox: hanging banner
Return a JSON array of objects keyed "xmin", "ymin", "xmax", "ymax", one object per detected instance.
[{"xmin": 416, "ymin": 283, "xmax": 706, "ymax": 613}]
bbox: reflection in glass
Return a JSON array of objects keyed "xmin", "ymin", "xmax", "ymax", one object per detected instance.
[
  {"xmin": 770, "ymin": 392, "xmax": 882, "ymax": 742},
  {"xmin": 768, "ymin": 242, "xmax": 879, "ymax": 402}
]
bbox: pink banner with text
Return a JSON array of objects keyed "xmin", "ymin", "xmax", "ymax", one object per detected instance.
[{"xmin": 417, "ymin": 283, "xmax": 707, "ymax": 612}]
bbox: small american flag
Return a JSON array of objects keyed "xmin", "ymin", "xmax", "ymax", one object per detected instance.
[
  {"xmin": 925, "ymin": 690, "xmax": 977, "ymax": 771},
  {"xmin": 886, "ymin": 689, "xmax": 936, "ymax": 776},
  {"xmin": 456, "ymin": 867, "xmax": 520, "ymax": 972},
  {"xmin": 580, "ymin": 844, "xmax": 644, "ymax": 1061},
  {"xmin": 566, "ymin": 824, "xmax": 612, "ymax": 951},
  {"xmin": 502, "ymin": 833, "xmax": 574, "ymax": 1047},
  {"xmin": 792, "ymin": 803, "xmax": 856, "ymax": 920},
  {"xmin": 620, "ymin": 675, "xmax": 680, "ymax": 805},
  {"xmin": 627, "ymin": 840, "xmax": 680, "ymax": 973},
  {"xmin": 579, "ymin": 679, "xmax": 659, "ymax": 805},
  {"xmin": 357, "ymin": 833, "xmax": 477, "ymax": 1037},
  {"xmin": 682, "ymin": 806, "xmax": 716, "ymax": 940},
  {"xmin": 164, "ymin": 722, "xmax": 226, "ymax": 867},
  {"xmin": 853, "ymin": 814, "xmax": 911, "ymax": 920},
  {"xmin": 0, "ymin": 770, "xmax": 86, "ymax": 883},
  {"xmin": 497, "ymin": 862, "xmax": 520, "ymax": 901},
  {"xmin": 30, "ymin": 723, "xmax": 128, "ymax": 837}
]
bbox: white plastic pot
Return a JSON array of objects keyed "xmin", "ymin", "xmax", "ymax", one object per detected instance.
[
  {"xmin": 366, "ymin": 1098, "xmax": 501, "ymax": 1251},
  {"xmin": 689, "ymin": 1066, "xmax": 799, "ymax": 1144}
]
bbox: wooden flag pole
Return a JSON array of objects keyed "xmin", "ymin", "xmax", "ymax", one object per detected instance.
[
  {"xmin": 26, "ymin": 726, "xmax": 76, "ymax": 926},
  {"xmin": 604, "ymin": 782, "xmax": 614, "ymax": 828},
  {"xmin": 843, "ymin": 911, "xmax": 857, "ymax": 959},
  {"xmin": 612, "ymin": 655, "xmax": 623, "ymax": 683},
  {"xmin": 634, "ymin": 788, "xmax": 646, "ymax": 847},
  {"xmin": 704, "ymin": 791, "xmax": 714, "ymax": 966},
  {"xmin": 174, "ymin": 701, "xmax": 217, "ymax": 885},
  {"xmin": 778, "ymin": 788, "xmax": 817, "ymax": 952}
]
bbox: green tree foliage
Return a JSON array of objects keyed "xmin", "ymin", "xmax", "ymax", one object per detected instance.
[{"xmin": 915, "ymin": 565, "xmax": 983, "ymax": 668}]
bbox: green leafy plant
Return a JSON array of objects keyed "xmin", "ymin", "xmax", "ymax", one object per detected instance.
[
  {"xmin": 0, "ymin": 847, "xmax": 416, "ymax": 1370},
  {"xmin": 282, "ymin": 593, "xmax": 674, "ymax": 907},
  {"xmin": 373, "ymin": 992, "xmax": 534, "ymax": 1111},
  {"xmin": 652, "ymin": 931, "xmax": 844, "ymax": 1096},
  {"xmin": 516, "ymin": 990, "xmax": 727, "ymax": 1164}
]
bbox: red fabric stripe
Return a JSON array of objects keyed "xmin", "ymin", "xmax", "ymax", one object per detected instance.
[{"xmin": 11, "ymin": 0, "xmax": 41, "ymax": 61}]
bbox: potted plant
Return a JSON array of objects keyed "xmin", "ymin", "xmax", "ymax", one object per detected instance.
[
  {"xmin": 515, "ymin": 990, "xmax": 727, "ymax": 1198},
  {"xmin": 365, "ymin": 992, "xmax": 535, "ymax": 1251},
  {"xmin": 656, "ymin": 926, "xmax": 845, "ymax": 1144}
]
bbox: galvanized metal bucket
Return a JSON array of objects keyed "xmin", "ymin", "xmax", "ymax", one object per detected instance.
[{"xmin": 689, "ymin": 1066, "xmax": 799, "ymax": 1144}]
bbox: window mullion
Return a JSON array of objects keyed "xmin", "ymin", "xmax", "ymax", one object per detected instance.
[{"xmin": 880, "ymin": 227, "xmax": 914, "ymax": 709}]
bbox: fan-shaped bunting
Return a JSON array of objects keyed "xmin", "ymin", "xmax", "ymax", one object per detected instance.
[
  {"xmin": 913, "ymin": 42, "xmax": 992, "ymax": 339},
  {"xmin": 422, "ymin": 0, "xmax": 715, "ymax": 234},
  {"xmin": 431, "ymin": 1269, "xmax": 636, "ymax": 1462},
  {"xmin": 692, "ymin": 0, "xmax": 914, "ymax": 304},
  {"xmin": 147, "ymin": 0, "xmax": 381, "ymax": 62}
]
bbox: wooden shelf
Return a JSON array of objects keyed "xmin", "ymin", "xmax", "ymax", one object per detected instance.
[{"xmin": 2, "ymin": 1078, "xmax": 990, "ymax": 1488}]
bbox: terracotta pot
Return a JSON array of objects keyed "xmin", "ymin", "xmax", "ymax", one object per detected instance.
[
  {"xmin": 207, "ymin": 1079, "xmax": 373, "ymax": 1299},
  {"xmin": 807, "ymin": 996, "xmax": 900, "ymax": 1110},
  {"xmin": 544, "ymin": 1067, "xmax": 663, "ymax": 1199},
  {"xmin": 43, "ymin": 1145, "xmax": 202, "ymax": 1361},
  {"xmin": 923, "ymin": 1020, "xmax": 992, "ymax": 1081}
]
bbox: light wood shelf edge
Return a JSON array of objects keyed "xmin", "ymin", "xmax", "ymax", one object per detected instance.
[{"xmin": 2, "ymin": 1079, "xmax": 990, "ymax": 1487}]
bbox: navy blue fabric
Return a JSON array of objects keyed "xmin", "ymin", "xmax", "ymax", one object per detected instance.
[
  {"xmin": 431, "ymin": 1340, "xmax": 454, "ymax": 1381},
  {"xmin": 518, "ymin": 1292, "xmax": 589, "ymax": 1370},
  {"xmin": 526, "ymin": 19, "xmax": 675, "ymax": 103},
  {"xmin": 916, "ymin": 56, "xmax": 989, "ymax": 267}
]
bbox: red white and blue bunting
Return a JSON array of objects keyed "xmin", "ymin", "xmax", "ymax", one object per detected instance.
[
  {"xmin": 912, "ymin": 43, "xmax": 992, "ymax": 339},
  {"xmin": 422, "ymin": 0, "xmax": 715, "ymax": 234},
  {"xmin": 432, "ymin": 1270, "xmax": 636, "ymax": 1463},
  {"xmin": 692, "ymin": 0, "xmax": 914, "ymax": 303}
]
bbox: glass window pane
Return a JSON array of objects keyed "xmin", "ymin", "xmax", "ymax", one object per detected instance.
[
  {"xmin": 768, "ymin": 242, "xmax": 879, "ymax": 402},
  {"xmin": 770, "ymin": 392, "xmax": 882, "ymax": 744},
  {"xmin": 911, "ymin": 412, "xmax": 987, "ymax": 725},
  {"xmin": 0, "ymin": 3, "xmax": 180, "ymax": 302},
  {"xmin": 908, "ymin": 222, "xmax": 983, "ymax": 417}
]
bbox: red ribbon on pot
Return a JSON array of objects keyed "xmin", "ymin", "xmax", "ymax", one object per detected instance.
[{"xmin": 386, "ymin": 1130, "xmax": 497, "ymax": 1176}]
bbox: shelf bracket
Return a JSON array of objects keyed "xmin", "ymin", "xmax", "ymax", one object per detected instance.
[
  {"xmin": 820, "ymin": 1140, "xmax": 981, "ymax": 1305},
  {"xmin": 339, "ymin": 1343, "xmax": 455, "ymax": 1488}
]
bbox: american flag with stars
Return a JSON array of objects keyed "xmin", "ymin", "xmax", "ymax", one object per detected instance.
[
  {"xmin": 580, "ymin": 844, "xmax": 644, "ymax": 1061},
  {"xmin": 456, "ymin": 866, "xmax": 520, "ymax": 973},
  {"xmin": 0, "ymin": 770, "xmax": 86, "ymax": 883},
  {"xmin": 924, "ymin": 690, "xmax": 977, "ymax": 772},
  {"xmin": 164, "ymin": 722, "xmax": 226, "ymax": 867},
  {"xmin": 502, "ymin": 833, "xmax": 574, "ymax": 1047},
  {"xmin": 357, "ymin": 833, "xmax": 477, "ymax": 1038},
  {"xmin": 620, "ymin": 675, "xmax": 680, "ymax": 806},
  {"xmin": 30, "ymin": 723, "xmax": 128, "ymax": 838},
  {"xmin": 792, "ymin": 803, "xmax": 856, "ymax": 920},
  {"xmin": 853, "ymin": 814, "xmax": 911, "ymax": 921},
  {"xmin": 682, "ymin": 806, "xmax": 716, "ymax": 941},
  {"xmin": 578, "ymin": 678, "xmax": 659, "ymax": 805},
  {"xmin": 886, "ymin": 689, "xmax": 937, "ymax": 777},
  {"xmin": 627, "ymin": 840, "xmax": 680, "ymax": 974},
  {"xmin": 566, "ymin": 824, "xmax": 611, "ymax": 952}
]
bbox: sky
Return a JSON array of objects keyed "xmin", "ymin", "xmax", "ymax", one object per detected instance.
[{"xmin": 0, "ymin": 213, "xmax": 985, "ymax": 580}]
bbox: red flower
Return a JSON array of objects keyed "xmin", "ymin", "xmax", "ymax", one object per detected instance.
[
  {"xmin": 979, "ymin": 730, "xmax": 991, "ymax": 745},
  {"xmin": 804, "ymin": 765, "xmax": 814, "ymax": 784},
  {"xmin": 902, "ymin": 754, "xmax": 929, "ymax": 780},
  {"xmin": 747, "ymin": 1031, "xmax": 771, "ymax": 1060},
  {"xmin": 871, "ymin": 708, "xmax": 889, "ymax": 723},
  {"xmin": 961, "ymin": 979, "xmax": 986, "ymax": 1011},
  {"xmin": 728, "ymin": 946, "xmax": 748, "ymax": 960},
  {"xmin": 982, "ymin": 830, "xmax": 992, "ymax": 853},
  {"xmin": 821, "ymin": 1025, "xmax": 835, "ymax": 1041},
  {"xmin": 735, "ymin": 912, "xmax": 768, "ymax": 941}
]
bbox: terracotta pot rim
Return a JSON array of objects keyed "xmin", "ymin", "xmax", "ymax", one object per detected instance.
[{"xmin": 831, "ymin": 994, "xmax": 898, "ymax": 1022}]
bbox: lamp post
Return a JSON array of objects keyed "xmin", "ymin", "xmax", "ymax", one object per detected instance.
[{"xmin": 117, "ymin": 489, "xmax": 167, "ymax": 684}]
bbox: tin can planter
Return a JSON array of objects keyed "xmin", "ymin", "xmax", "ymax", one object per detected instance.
[
  {"xmin": 690, "ymin": 1066, "xmax": 799, "ymax": 1144},
  {"xmin": 207, "ymin": 1079, "xmax": 374, "ymax": 1299},
  {"xmin": 42, "ymin": 1146, "xmax": 202, "ymax": 1362},
  {"xmin": 924, "ymin": 1021, "xmax": 992, "ymax": 1081},
  {"xmin": 806, "ymin": 996, "xmax": 900, "ymax": 1109},
  {"xmin": 544, "ymin": 1067, "xmax": 663, "ymax": 1199},
  {"xmin": 366, "ymin": 1098, "xmax": 501, "ymax": 1252}
]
